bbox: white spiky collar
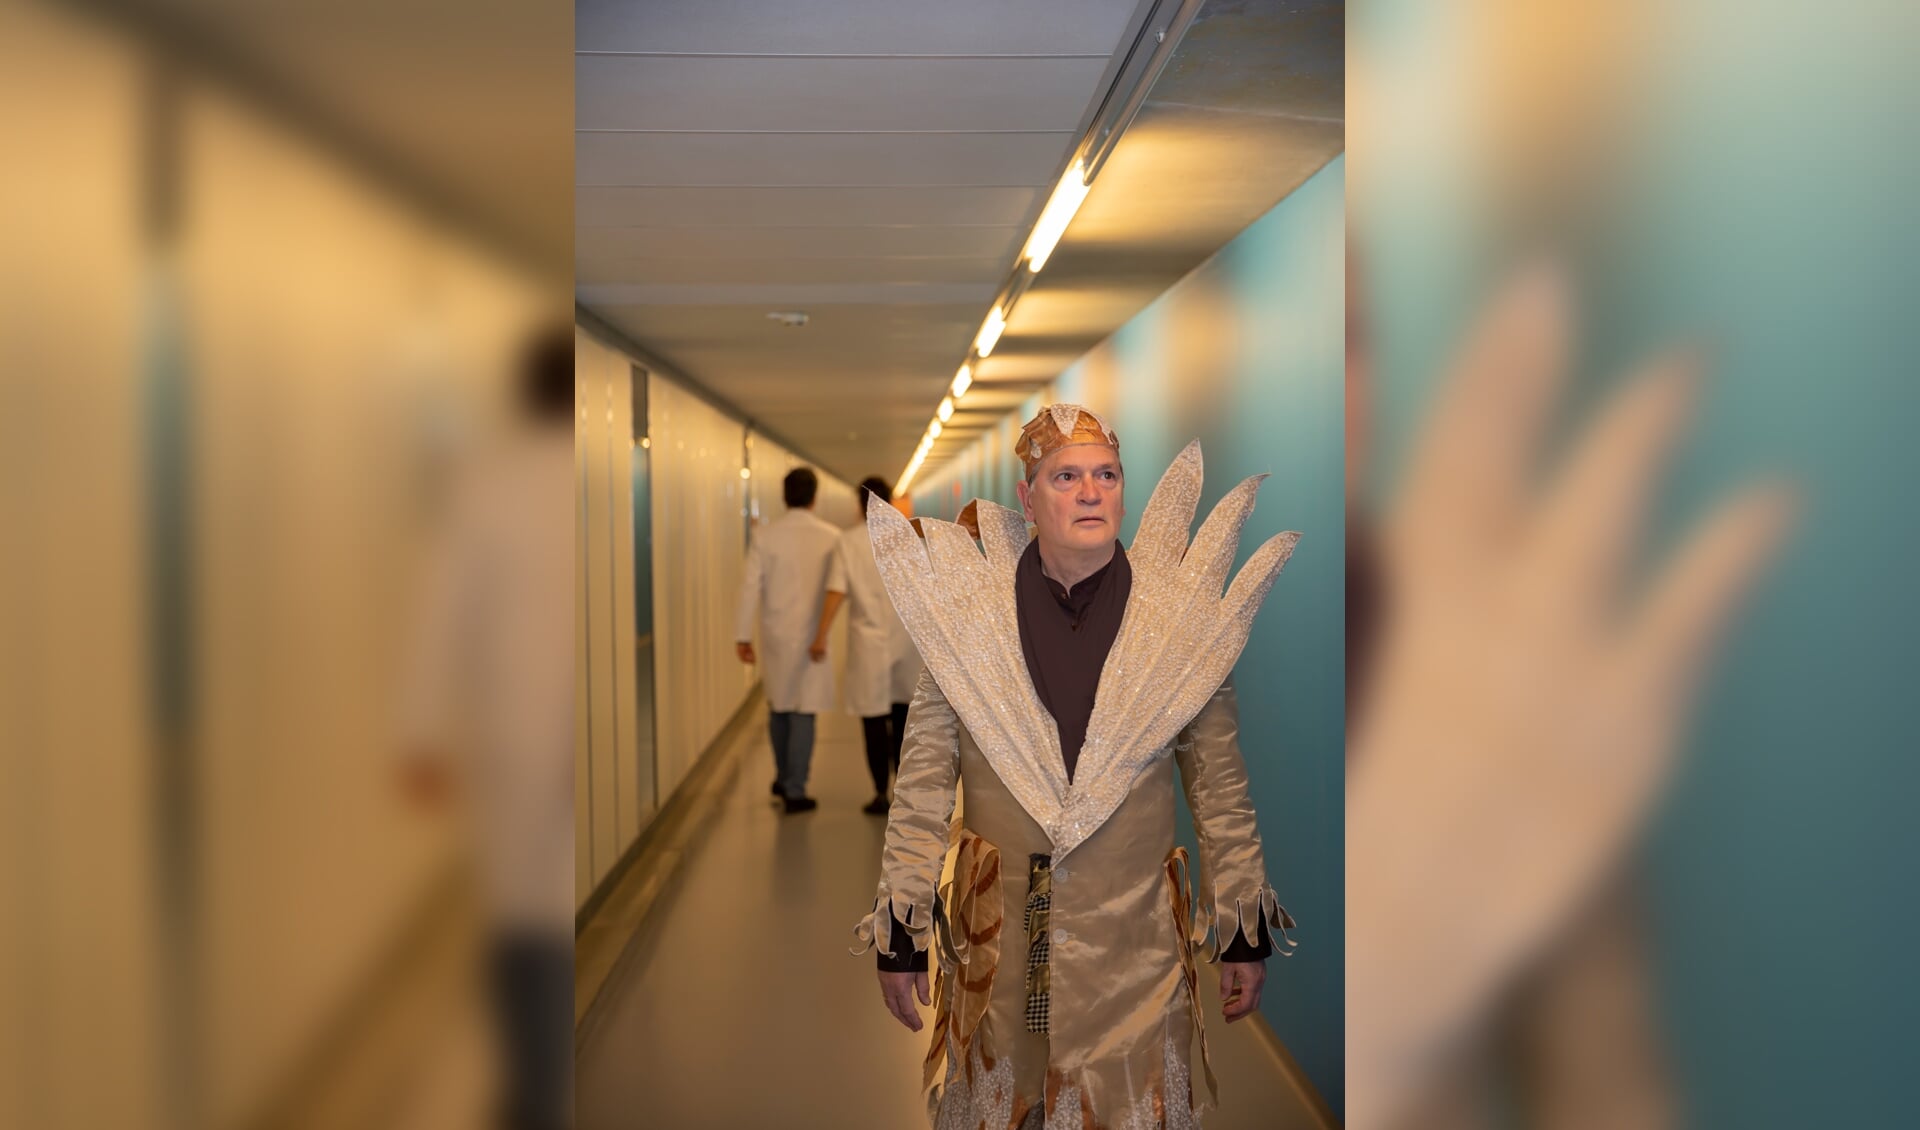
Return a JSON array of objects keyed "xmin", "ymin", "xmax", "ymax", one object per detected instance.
[{"xmin": 866, "ymin": 439, "xmax": 1301, "ymax": 858}]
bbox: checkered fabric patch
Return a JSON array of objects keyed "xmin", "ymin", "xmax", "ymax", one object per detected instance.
[{"xmin": 1024, "ymin": 854, "xmax": 1053, "ymax": 1034}]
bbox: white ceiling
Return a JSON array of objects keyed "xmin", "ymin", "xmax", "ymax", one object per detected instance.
[
  {"xmin": 578, "ymin": 0, "xmax": 1344, "ymax": 486},
  {"xmin": 574, "ymin": 0, "xmax": 1157, "ymax": 482}
]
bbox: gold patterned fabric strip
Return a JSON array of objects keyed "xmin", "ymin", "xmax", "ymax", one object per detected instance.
[
  {"xmin": 1023, "ymin": 854, "xmax": 1053, "ymax": 1034},
  {"xmin": 924, "ymin": 831, "xmax": 1004, "ymax": 1096},
  {"xmin": 1166, "ymin": 846, "xmax": 1219, "ymax": 1111}
]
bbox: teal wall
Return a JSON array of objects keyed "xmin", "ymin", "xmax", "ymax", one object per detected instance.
[
  {"xmin": 1355, "ymin": 2, "xmax": 1919, "ymax": 1123},
  {"xmin": 914, "ymin": 156, "xmax": 1346, "ymax": 1114}
]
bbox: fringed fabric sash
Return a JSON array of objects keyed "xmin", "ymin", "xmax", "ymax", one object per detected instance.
[{"xmin": 926, "ymin": 831, "xmax": 1004, "ymax": 1097}]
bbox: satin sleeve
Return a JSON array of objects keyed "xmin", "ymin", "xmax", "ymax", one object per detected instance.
[
  {"xmin": 1175, "ymin": 676, "xmax": 1298, "ymax": 962},
  {"xmin": 851, "ymin": 667, "xmax": 960, "ymax": 963}
]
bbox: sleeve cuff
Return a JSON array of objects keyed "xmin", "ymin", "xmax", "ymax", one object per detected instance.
[
  {"xmin": 875, "ymin": 910, "xmax": 930, "ymax": 973},
  {"xmin": 1218, "ymin": 919, "xmax": 1274, "ymax": 962},
  {"xmin": 850, "ymin": 891, "xmax": 935, "ymax": 965},
  {"xmin": 1198, "ymin": 883, "xmax": 1298, "ymax": 962}
]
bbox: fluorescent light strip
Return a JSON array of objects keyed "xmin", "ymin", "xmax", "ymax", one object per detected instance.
[
  {"xmin": 937, "ymin": 397, "xmax": 954, "ymax": 422},
  {"xmin": 951, "ymin": 365, "xmax": 972, "ymax": 399},
  {"xmin": 1023, "ymin": 160, "xmax": 1091, "ymax": 273},
  {"xmin": 973, "ymin": 306, "xmax": 1007, "ymax": 358},
  {"xmin": 897, "ymin": 445, "xmax": 928, "ymax": 495}
]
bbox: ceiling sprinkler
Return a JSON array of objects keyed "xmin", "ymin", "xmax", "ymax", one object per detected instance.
[{"xmin": 765, "ymin": 311, "xmax": 809, "ymax": 328}]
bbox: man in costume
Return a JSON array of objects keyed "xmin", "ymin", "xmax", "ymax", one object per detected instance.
[
  {"xmin": 811, "ymin": 476, "xmax": 925, "ymax": 815},
  {"xmin": 853, "ymin": 404, "xmax": 1301, "ymax": 1129}
]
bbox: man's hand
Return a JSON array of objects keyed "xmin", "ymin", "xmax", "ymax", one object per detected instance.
[
  {"xmin": 735, "ymin": 641, "xmax": 755, "ymax": 664},
  {"xmin": 1220, "ymin": 962, "xmax": 1266, "ymax": 1022},
  {"xmin": 809, "ymin": 638, "xmax": 828, "ymax": 663},
  {"xmin": 878, "ymin": 969, "xmax": 930, "ymax": 1032}
]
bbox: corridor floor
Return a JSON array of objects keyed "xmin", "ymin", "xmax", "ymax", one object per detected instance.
[{"xmin": 574, "ymin": 708, "xmax": 1326, "ymax": 1130}]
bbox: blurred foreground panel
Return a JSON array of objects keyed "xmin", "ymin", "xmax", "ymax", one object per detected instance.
[
  {"xmin": 1350, "ymin": 2, "xmax": 1919, "ymax": 1128},
  {"xmin": 1, "ymin": 1, "xmax": 569, "ymax": 1127},
  {"xmin": 1, "ymin": 3, "xmax": 153, "ymax": 1128}
]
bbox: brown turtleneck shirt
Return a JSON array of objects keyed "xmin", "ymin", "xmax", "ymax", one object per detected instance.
[{"xmin": 1014, "ymin": 538, "xmax": 1130, "ymax": 782}]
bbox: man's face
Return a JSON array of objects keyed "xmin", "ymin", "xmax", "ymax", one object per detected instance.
[{"xmin": 1017, "ymin": 445, "xmax": 1125, "ymax": 556}]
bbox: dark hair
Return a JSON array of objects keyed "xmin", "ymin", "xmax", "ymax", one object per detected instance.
[
  {"xmin": 783, "ymin": 467, "xmax": 819, "ymax": 508},
  {"xmin": 858, "ymin": 476, "xmax": 891, "ymax": 514},
  {"xmin": 518, "ymin": 325, "xmax": 575, "ymax": 422}
]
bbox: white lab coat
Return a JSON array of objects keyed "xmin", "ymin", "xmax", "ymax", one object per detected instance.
[
  {"xmin": 402, "ymin": 433, "xmax": 575, "ymax": 931},
  {"xmin": 734, "ymin": 507, "xmax": 840, "ymax": 714},
  {"xmin": 827, "ymin": 523, "xmax": 924, "ymax": 718}
]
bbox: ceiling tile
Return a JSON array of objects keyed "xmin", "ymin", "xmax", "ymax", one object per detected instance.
[
  {"xmin": 575, "ymin": 224, "xmax": 1025, "ymax": 260},
  {"xmin": 576, "ymin": 184, "xmax": 1042, "ymax": 228},
  {"xmin": 576, "ymin": 129, "xmax": 1074, "ymax": 187},
  {"xmin": 578, "ymin": 282, "xmax": 997, "ymax": 306},
  {"xmin": 577, "ymin": 0, "xmax": 1147, "ymax": 57},
  {"xmin": 577, "ymin": 55, "xmax": 1112, "ymax": 132},
  {"xmin": 597, "ymin": 302, "xmax": 983, "ymax": 352},
  {"xmin": 576, "ymin": 255, "xmax": 1011, "ymax": 287}
]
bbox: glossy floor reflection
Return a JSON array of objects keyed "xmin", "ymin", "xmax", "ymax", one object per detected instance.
[{"xmin": 575, "ymin": 707, "xmax": 1325, "ymax": 1129}]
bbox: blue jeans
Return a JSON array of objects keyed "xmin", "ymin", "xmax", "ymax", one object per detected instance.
[{"xmin": 768, "ymin": 710, "xmax": 816, "ymax": 799}]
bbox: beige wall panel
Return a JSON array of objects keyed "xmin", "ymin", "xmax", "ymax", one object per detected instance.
[
  {"xmin": 580, "ymin": 335, "xmax": 620, "ymax": 886},
  {"xmin": 179, "ymin": 77, "xmax": 543, "ymax": 1127},
  {"xmin": 574, "ymin": 333, "xmax": 599, "ymax": 909},
  {"xmin": 0, "ymin": 6, "xmax": 158, "ymax": 1127},
  {"xmin": 647, "ymin": 374, "xmax": 753, "ymax": 800},
  {"xmin": 606, "ymin": 353, "xmax": 644, "ymax": 853},
  {"xmin": 572, "ymin": 335, "xmax": 865, "ymax": 909}
]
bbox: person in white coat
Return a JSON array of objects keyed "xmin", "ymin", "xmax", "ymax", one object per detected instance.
[
  {"xmin": 399, "ymin": 326, "xmax": 575, "ymax": 1130},
  {"xmin": 810, "ymin": 477, "xmax": 926, "ymax": 814},
  {"xmin": 734, "ymin": 466, "xmax": 840, "ymax": 813}
]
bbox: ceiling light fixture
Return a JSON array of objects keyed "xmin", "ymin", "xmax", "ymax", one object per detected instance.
[
  {"xmin": 898, "ymin": 445, "xmax": 929, "ymax": 495},
  {"xmin": 974, "ymin": 306, "xmax": 1007, "ymax": 358},
  {"xmin": 1023, "ymin": 160, "xmax": 1091, "ymax": 273},
  {"xmin": 937, "ymin": 397, "xmax": 954, "ymax": 422},
  {"xmin": 929, "ymin": 420, "xmax": 943, "ymax": 439},
  {"xmin": 898, "ymin": 0, "xmax": 1204, "ymax": 494}
]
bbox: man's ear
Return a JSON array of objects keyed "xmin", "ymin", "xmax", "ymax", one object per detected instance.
[{"xmin": 1015, "ymin": 478, "xmax": 1034, "ymax": 523}]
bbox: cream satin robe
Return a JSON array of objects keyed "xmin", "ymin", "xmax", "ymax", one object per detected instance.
[{"xmin": 854, "ymin": 442, "xmax": 1302, "ymax": 1129}]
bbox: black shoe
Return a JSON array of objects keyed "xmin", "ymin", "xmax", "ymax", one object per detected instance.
[
  {"xmin": 783, "ymin": 796, "xmax": 818, "ymax": 814},
  {"xmin": 771, "ymin": 778, "xmax": 782, "ymax": 797},
  {"xmin": 862, "ymin": 795, "xmax": 890, "ymax": 816}
]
